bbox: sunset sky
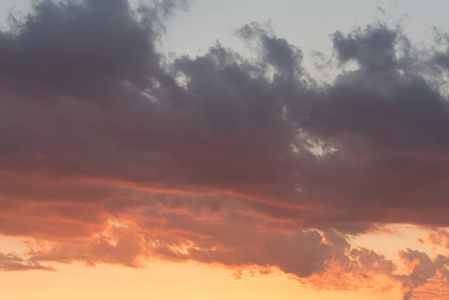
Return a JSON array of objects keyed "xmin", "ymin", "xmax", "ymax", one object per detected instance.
[{"xmin": 1, "ymin": 1, "xmax": 449, "ymax": 299}]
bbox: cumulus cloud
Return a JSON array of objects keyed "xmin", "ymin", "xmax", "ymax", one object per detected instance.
[
  {"xmin": 1, "ymin": 0, "xmax": 449, "ymax": 298},
  {"xmin": 398, "ymin": 249, "xmax": 449, "ymax": 300}
]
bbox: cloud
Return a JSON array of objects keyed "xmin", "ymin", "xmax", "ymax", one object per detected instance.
[
  {"xmin": 0, "ymin": 252, "xmax": 54, "ymax": 271},
  {"xmin": 398, "ymin": 249, "xmax": 449, "ymax": 300},
  {"xmin": 427, "ymin": 228, "xmax": 449, "ymax": 251},
  {"xmin": 1, "ymin": 0, "xmax": 449, "ymax": 298}
]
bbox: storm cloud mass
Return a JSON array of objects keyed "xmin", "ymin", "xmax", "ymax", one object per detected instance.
[{"xmin": 1, "ymin": 0, "xmax": 449, "ymax": 298}]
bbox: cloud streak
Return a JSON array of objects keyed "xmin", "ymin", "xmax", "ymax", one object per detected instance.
[{"xmin": 0, "ymin": 252, "xmax": 54, "ymax": 271}]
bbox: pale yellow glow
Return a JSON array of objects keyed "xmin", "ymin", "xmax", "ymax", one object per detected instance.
[
  {"xmin": 0, "ymin": 260, "xmax": 402, "ymax": 300},
  {"xmin": 350, "ymin": 224, "xmax": 435, "ymax": 261}
]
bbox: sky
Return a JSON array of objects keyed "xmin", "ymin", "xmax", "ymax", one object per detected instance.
[{"xmin": 1, "ymin": 0, "xmax": 449, "ymax": 299}]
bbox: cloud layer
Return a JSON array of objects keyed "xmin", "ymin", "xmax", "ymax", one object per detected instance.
[{"xmin": 1, "ymin": 1, "xmax": 449, "ymax": 298}]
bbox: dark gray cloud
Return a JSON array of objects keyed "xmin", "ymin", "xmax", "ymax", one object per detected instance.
[{"xmin": 0, "ymin": 0, "xmax": 162, "ymax": 103}]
